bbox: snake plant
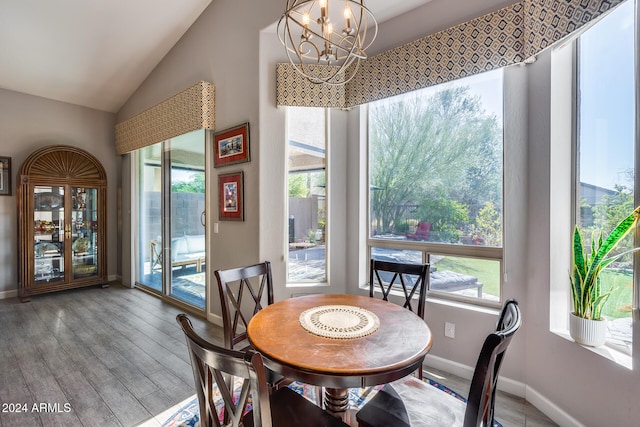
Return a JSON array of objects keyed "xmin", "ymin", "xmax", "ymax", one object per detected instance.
[{"xmin": 571, "ymin": 206, "xmax": 640, "ymax": 320}]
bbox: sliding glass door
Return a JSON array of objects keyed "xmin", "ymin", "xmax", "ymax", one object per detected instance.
[{"xmin": 136, "ymin": 129, "xmax": 207, "ymax": 310}]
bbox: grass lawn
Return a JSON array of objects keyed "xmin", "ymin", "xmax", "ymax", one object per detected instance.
[
  {"xmin": 434, "ymin": 258, "xmax": 632, "ymax": 319},
  {"xmin": 434, "ymin": 256, "xmax": 500, "ymax": 298},
  {"xmin": 600, "ymin": 269, "xmax": 633, "ymax": 319}
]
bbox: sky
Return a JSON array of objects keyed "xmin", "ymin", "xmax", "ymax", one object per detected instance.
[
  {"xmin": 579, "ymin": 0, "xmax": 635, "ymax": 191},
  {"xmin": 373, "ymin": 67, "xmax": 504, "ymax": 119}
]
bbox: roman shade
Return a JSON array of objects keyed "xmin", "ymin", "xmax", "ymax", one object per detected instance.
[{"xmin": 115, "ymin": 81, "xmax": 215, "ymax": 155}]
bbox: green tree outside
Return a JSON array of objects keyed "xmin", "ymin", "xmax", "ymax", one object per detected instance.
[
  {"xmin": 172, "ymin": 172, "xmax": 205, "ymax": 193},
  {"xmin": 369, "ymin": 86, "xmax": 503, "ymax": 239}
]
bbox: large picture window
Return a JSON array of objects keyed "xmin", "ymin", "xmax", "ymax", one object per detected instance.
[
  {"xmin": 368, "ymin": 69, "xmax": 504, "ymax": 303},
  {"xmin": 576, "ymin": 0, "xmax": 635, "ymax": 352}
]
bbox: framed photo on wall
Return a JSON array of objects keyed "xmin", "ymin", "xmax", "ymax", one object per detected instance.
[
  {"xmin": 0, "ymin": 157, "xmax": 11, "ymax": 196},
  {"xmin": 214, "ymin": 122, "xmax": 250, "ymax": 167},
  {"xmin": 218, "ymin": 171, "xmax": 244, "ymax": 221}
]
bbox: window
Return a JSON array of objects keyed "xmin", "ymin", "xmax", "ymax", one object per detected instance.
[
  {"xmin": 368, "ymin": 69, "xmax": 504, "ymax": 303},
  {"xmin": 576, "ymin": 0, "xmax": 635, "ymax": 352},
  {"xmin": 287, "ymin": 107, "xmax": 328, "ymax": 283}
]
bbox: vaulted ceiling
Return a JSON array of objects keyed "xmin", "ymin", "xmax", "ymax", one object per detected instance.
[{"xmin": 0, "ymin": 0, "xmax": 437, "ymax": 113}]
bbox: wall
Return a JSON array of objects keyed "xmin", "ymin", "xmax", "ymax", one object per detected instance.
[
  {"xmin": 115, "ymin": 0, "xmax": 639, "ymax": 425},
  {"xmin": 0, "ymin": 88, "xmax": 117, "ymax": 297}
]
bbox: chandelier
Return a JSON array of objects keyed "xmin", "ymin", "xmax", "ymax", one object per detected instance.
[{"xmin": 278, "ymin": 0, "xmax": 378, "ymax": 85}]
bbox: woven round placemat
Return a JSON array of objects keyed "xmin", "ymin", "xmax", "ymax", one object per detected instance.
[{"xmin": 299, "ymin": 305, "xmax": 380, "ymax": 339}]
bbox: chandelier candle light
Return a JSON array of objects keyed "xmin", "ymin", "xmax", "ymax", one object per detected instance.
[{"xmin": 278, "ymin": 0, "xmax": 377, "ymax": 85}]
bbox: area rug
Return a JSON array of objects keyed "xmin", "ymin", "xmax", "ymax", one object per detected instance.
[{"xmin": 161, "ymin": 378, "xmax": 503, "ymax": 426}]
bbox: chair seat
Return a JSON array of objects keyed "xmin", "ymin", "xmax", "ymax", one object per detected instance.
[
  {"xmin": 244, "ymin": 387, "xmax": 349, "ymax": 427},
  {"xmin": 356, "ymin": 378, "xmax": 466, "ymax": 427}
]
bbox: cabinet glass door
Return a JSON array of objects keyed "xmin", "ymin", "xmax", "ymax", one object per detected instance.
[
  {"xmin": 33, "ymin": 186, "xmax": 65, "ymax": 284},
  {"xmin": 71, "ymin": 187, "xmax": 98, "ymax": 279}
]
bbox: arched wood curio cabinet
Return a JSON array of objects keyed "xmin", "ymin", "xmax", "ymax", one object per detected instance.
[{"xmin": 17, "ymin": 145, "xmax": 108, "ymax": 302}]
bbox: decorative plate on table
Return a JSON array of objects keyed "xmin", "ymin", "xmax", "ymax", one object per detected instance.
[
  {"xmin": 72, "ymin": 237, "xmax": 90, "ymax": 253},
  {"xmin": 299, "ymin": 305, "xmax": 380, "ymax": 339}
]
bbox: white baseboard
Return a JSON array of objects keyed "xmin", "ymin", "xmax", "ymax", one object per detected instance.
[
  {"xmin": 423, "ymin": 354, "xmax": 475, "ymax": 381},
  {"xmin": 526, "ymin": 386, "xmax": 585, "ymax": 427},
  {"xmin": 0, "ymin": 289, "xmax": 17, "ymax": 300},
  {"xmin": 208, "ymin": 312, "xmax": 223, "ymax": 327},
  {"xmin": 424, "ymin": 354, "xmax": 526, "ymax": 398},
  {"xmin": 424, "ymin": 354, "xmax": 584, "ymax": 427}
]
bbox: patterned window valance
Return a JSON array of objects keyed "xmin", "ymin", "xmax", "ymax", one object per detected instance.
[
  {"xmin": 115, "ymin": 81, "xmax": 215, "ymax": 155},
  {"xmin": 276, "ymin": 0, "xmax": 625, "ymax": 108}
]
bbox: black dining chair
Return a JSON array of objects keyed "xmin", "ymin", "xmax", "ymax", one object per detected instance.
[
  {"xmin": 355, "ymin": 299, "xmax": 522, "ymax": 427},
  {"xmin": 369, "ymin": 258, "xmax": 430, "ymax": 378},
  {"xmin": 369, "ymin": 258, "xmax": 430, "ymax": 318},
  {"xmin": 176, "ymin": 314, "xmax": 349, "ymax": 427},
  {"xmin": 214, "ymin": 261, "xmax": 293, "ymax": 392},
  {"xmin": 214, "ymin": 261, "xmax": 274, "ymax": 351}
]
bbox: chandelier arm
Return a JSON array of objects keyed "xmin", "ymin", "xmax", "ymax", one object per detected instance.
[
  {"xmin": 299, "ymin": 40, "xmax": 323, "ymax": 63},
  {"xmin": 278, "ymin": 0, "xmax": 376, "ymax": 85},
  {"xmin": 282, "ymin": 13, "xmax": 336, "ymax": 60},
  {"xmin": 281, "ymin": 16, "xmax": 318, "ymax": 63}
]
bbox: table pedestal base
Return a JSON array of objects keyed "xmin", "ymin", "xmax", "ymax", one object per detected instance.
[{"xmin": 325, "ymin": 388, "xmax": 350, "ymax": 422}]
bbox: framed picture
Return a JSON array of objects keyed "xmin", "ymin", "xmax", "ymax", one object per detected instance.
[
  {"xmin": 0, "ymin": 157, "xmax": 11, "ymax": 196},
  {"xmin": 214, "ymin": 122, "xmax": 250, "ymax": 167},
  {"xmin": 218, "ymin": 171, "xmax": 244, "ymax": 221}
]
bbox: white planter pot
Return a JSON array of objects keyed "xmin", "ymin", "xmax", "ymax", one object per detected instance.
[{"xmin": 569, "ymin": 313, "xmax": 607, "ymax": 347}]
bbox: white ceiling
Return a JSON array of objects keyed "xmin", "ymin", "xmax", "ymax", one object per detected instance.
[{"xmin": 0, "ymin": 0, "xmax": 432, "ymax": 113}]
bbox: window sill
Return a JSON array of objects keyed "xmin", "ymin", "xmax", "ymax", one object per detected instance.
[
  {"xmin": 425, "ymin": 294, "xmax": 501, "ymax": 314},
  {"xmin": 551, "ymin": 329, "xmax": 632, "ymax": 369}
]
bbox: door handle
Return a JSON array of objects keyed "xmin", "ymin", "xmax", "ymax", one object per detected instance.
[{"xmin": 200, "ymin": 211, "xmax": 206, "ymax": 227}]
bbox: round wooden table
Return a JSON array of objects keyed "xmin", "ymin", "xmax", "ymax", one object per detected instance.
[{"xmin": 247, "ymin": 294, "xmax": 433, "ymax": 422}]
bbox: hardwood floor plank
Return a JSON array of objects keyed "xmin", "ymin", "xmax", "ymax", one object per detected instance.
[
  {"xmin": 146, "ymin": 370, "xmax": 194, "ymax": 403},
  {"xmin": 137, "ymin": 389, "xmax": 177, "ymax": 420},
  {"xmin": 0, "ymin": 367, "xmax": 33, "ymax": 404},
  {"xmin": 55, "ymin": 371, "xmax": 122, "ymax": 427},
  {"xmin": 110, "ymin": 363, "xmax": 159, "ymax": 399},
  {"xmin": 93, "ymin": 379, "xmax": 151, "ymax": 426},
  {"xmin": 1, "ymin": 411, "xmax": 43, "ymax": 427}
]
